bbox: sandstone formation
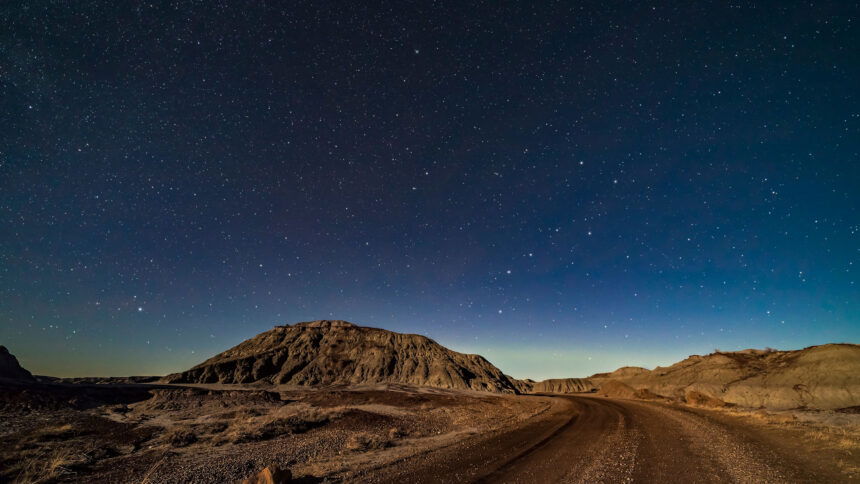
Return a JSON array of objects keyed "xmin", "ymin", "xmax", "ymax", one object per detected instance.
[
  {"xmin": 0, "ymin": 346, "xmax": 34, "ymax": 381},
  {"xmin": 164, "ymin": 320, "xmax": 519, "ymax": 393},
  {"xmin": 590, "ymin": 344, "xmax": 860, "ymax": 410}
]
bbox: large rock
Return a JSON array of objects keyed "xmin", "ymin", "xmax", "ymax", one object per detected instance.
[
  {"xmin": 241, "ymin": 466, "xmax": 291, "ymax": 484},
  {"xmin": 590, "ymin": 344, "xmax": 860, "ymax": 410},
  {"xmin": 164, "ymin": 320, "xmax": 519, "ymax": 393},
  {"xmin": 0, "ymin": 346, "xmax": 34, "ymax": 381}
]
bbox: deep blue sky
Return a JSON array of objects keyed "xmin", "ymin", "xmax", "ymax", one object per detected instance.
[{"xmin": 2, "ymin": 1, "xmax": 858, "ymax": 378}]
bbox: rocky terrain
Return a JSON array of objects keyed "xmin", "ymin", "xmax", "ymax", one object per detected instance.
[
  {"xmin": 0, "ymin": 378, "xmax": 552, "ymax": 483},
  {"xmin": 587, "ymin": 344, "xmax": 860, "ymax": 410},
  {"xmin": 164, "ymin": 320, "xmax": 520, "ymax": 393}
]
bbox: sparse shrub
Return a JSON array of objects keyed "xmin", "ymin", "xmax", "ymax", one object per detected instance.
[
  {"xmin": 167, "ymin": 429, "xmax": 197, "ymax": 447},
  {"xmin": 14, "ymin": 447, "xmax": 85, "ymax": 483},
  {"xmin": 345, "ymin": 432, "xmax": 390, "ymax": 452},
  {"xmin": 231, "ymin": 411, "xmax": 332, "ymax": 443},
  {"xmin": 247, "ymin": 416, "xmax": 313, "ymax": 441},
  {"xmin": 195, "ymin": 421, "xmax": 229, "ymax": 434},
  {"xmin": 33, "ymin": 423, "xmax": 76, "ymax": 442},
  {"xmin": 387, "ymin": 427, "xmax": 404, "ymax": 439}
]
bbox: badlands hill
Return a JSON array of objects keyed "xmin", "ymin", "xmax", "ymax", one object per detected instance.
[
  {"xmin": 0, "ymin": 346, "xmax": 34, "ymax": 381},
  {"xmin": 590, "ymin": 344, "xmax": 860, "ymax": 410},
  {"xmin": 165, "ymin": 320, "xmax": 519, "ymax": 393},
  {"xmin": 515, "ymin": 378, "xmax": 595, "ymax": 394}
]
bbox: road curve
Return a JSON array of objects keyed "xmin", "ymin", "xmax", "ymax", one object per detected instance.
[{"xmin": 361, "ymin": 395, "xmax": 845, "ymax": 483}]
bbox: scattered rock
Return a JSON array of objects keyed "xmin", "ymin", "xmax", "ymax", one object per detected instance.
[{"xmin": 345, "ymin": 432, "xmax": 390, "ymax": 452}]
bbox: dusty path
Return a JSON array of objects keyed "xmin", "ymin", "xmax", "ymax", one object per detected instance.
[{"xmin": 358, "ymin": 395, "xmax": 852, "ymax": 483}]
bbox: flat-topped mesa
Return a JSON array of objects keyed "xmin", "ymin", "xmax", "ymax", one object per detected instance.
[{"xmin": 164, "ymin": 320, "xmax": 519, "ymax": 394}]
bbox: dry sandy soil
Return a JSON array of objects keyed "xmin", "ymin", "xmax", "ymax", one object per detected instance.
[
  {"xmin": 2, "ymin": 380, "xmax": 859, "ymax": 483},
  {"xmin": 0, "ymin": 380, "xmax": 551, "ymax": 483}
]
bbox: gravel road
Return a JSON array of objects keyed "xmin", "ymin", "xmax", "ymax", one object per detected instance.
[{"xmin": 359, "ymin": 395, "xmax": 852, "ymax": 483}]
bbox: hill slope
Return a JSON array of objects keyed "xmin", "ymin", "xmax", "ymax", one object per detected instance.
[
  {"xmin": 590, "ymin": 344, "xmax": 860, "ymax": 410},
  {"xmin": 164, "ymin": 320, "xmax": 518, "ymax": 393}
]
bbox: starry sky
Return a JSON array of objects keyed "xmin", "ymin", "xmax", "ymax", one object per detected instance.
[{"xmin": 2, "ymin": 1, "xmax": 858, "ymax": 379}]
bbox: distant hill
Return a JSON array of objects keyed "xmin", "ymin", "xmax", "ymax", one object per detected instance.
[
  {"xmin": 164, "ymin": 320, "xmax": 519, "ymax": 393},
  {"xmin": 0, "ymin": 346, "xmax": 34, "ymax": 382},
  {"xmin": 589, "ymin": 344, "xmax": 860, "ymax": 410},
  {"xmin": 515, "ymin": 378, "xmax": 596, "ymax": 394}
]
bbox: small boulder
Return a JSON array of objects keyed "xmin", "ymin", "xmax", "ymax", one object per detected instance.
[{"xmin": 241, "ymin": 466, "xmax": 291, "ymax": 484}]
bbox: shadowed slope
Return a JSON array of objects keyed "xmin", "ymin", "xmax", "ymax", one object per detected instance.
[{"xmin": 0, "ymin": 346, "xmax": 34, "ymax": 382}]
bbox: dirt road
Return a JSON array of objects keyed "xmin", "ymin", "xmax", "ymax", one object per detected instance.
[{"xmin": 360, "ymin": 395, "xmax": 852, "ymax": 483}]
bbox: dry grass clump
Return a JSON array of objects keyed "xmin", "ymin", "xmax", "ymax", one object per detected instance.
[
  {"xmin": 194, "ymin": 421, "xmax": 229, "ymax": 434},
  {"xmin": 345, "ymin": 432, "xmax": 390, "ymax": 452},
  {"xmin": 227, "ymin": 405, "xmax": 343, "ymax": 443},
  {"xmin": 166, "ymin": 428, "xmax": 198, "ymax": 447},
  {"xmin": 13, "ymin": 446, "xmax": 87, "ymax": 483},
  {"xmin": 717, "ymin": 407, "xmax": 797, "ymax": 425},
  {"xmin": 718, "ymin": 407, "xmax": 860, "ymax": 454},
  {"xmin": 32, "ymin": 423, "xmax": 77, "ymax": 442}
]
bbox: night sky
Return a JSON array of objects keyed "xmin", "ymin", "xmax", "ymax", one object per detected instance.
[{"xmin": 2, "ymin": 1, "xmax": 858, "ymax": 378}]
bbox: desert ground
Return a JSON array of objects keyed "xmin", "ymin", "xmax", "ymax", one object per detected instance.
[
  {"xmin": 1, "ymin": 380, "xmax": 859, "ymax": 483},
  {"xmin": 2, "ymin": 321, "xmax": 859, "ymax": 483}
]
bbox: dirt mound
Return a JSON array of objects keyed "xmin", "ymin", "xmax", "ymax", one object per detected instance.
[
  {"xmin": 685, "ymin": 389, "xmax": 728, "ymax": 407},
  {"xmin": 592, "ymin": 344, "xmax": 860, "ymax": 410},
  {"xmin": 0, "ymin": 346, "xmax": 34, "ymax": 381},
  {"xmin": 164, "ymin": 320, "xmax": 519, "ymax": 393},
  {"xmin": 597, "ymin": 380, "xmax": 637, "ymax": 398},
  {"xmin": 517, "ymin": 378, "xmax": 596, "ymax": 394}
]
